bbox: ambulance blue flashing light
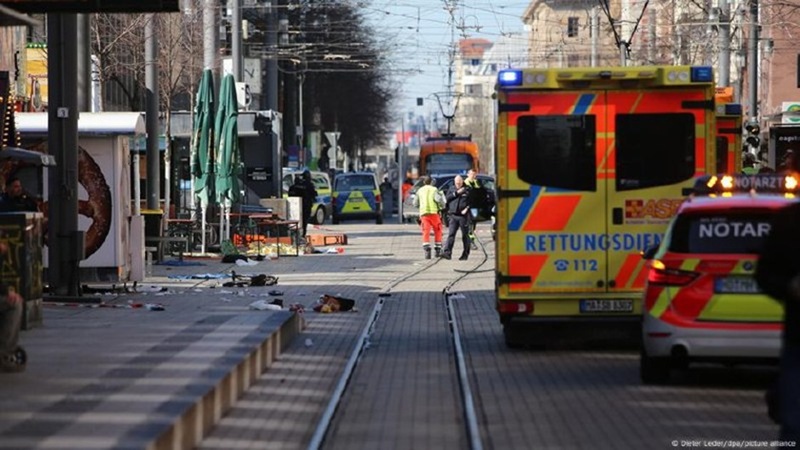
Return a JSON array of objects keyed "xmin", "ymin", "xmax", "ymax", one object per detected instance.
[
  {"xmin": 724, "ymin": 103, "xmax": 743, "ymax": 115},
  {"xmin": 690, "ymin": 66, "xmax": 714, "ymax": 83},
  {"xmin": 498, "ymin": 70, "xmax": 523, "ymax": 86}
]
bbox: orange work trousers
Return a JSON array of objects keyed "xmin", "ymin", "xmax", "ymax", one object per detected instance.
[{"xmin": 420, "ymin": 213, "xmax": 443, "ymax": 244}]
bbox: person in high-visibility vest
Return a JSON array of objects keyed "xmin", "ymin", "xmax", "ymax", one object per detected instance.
[{"xmin": 413, "ymin": 176, "xmax": 445, "ymax": 259}]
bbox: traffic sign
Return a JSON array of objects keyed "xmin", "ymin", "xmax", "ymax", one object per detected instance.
[{"xmin": 325, "ymin": 132, "xmax": 341, "ymax": 145}]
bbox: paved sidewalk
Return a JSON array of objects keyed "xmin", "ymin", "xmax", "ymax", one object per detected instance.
[{"xmin": 0, "ymin": 222, "xmax": 431, "ymax": 450}]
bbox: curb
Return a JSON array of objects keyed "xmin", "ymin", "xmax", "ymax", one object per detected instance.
[{"xmin": 148, "ymin": 311, "xmax": 305, "ymax": 450}]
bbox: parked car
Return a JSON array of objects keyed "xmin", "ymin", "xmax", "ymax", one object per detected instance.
[
  {"xmin": 331, "ymin": 172, "xmax": 383, "ymax": 224},
  {"xmin": 282, "ymin": 169, "xmax": 332, "ymax": 224},
  {"xmin": 640, "ymin": 174, "xmax": 792, "ymax": 384},
  {"xmin": 402, "ymin": 173, "xmax": 495, "ymax": 226}
]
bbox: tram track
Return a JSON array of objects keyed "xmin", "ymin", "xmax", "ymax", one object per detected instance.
[{"xmin": 307, "ymin": 236, "xmax": 492, "ymax": 450}]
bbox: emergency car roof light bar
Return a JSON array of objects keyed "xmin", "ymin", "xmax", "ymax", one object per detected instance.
[
  {"xmin": 498, "ymin": 70, "xmax": 523, "ymax": 87},
  {"xmin": 690, "ymin": 66, "xmax": 714, "ymax": 83},
  {"xmin": 692, "ymin": 173, "xmax": 800, "ymax": 196}
]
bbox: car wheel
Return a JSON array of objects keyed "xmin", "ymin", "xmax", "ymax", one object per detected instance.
[
  {"xmin": 314, "ymin": 206, "xmax": 326, "ymax": 225},
  {"xmin": 640, "ymin": 349, "xmax": 671, "ymax": 384},
  {"xmin": 376, "ymin": 214, "xmax": 383, "ymax": 225},
  {"xmin": 503, "ymin": 322, "xmax": 524, "ymax": 349}
]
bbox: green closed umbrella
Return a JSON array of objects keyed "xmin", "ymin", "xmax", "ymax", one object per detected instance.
[
  {"xmin": 214, "ymin": 74, "xmax": 240, "ymax": 242},
  {"xmin": 190, "ymin": 69, "xmax": 215, "ymax": 253}
]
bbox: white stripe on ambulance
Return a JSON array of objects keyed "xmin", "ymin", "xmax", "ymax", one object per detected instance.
[{"xmin": 525, "ymin": 233, "xmax": 662, "ymax": 253}]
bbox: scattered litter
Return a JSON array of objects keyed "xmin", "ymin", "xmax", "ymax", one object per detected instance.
[
  {"xmin": 249, "ymin": 274, "xmax": 278, "ymax": 286},
  {"xmin": 448, "ymin": 293, "xmax": 466, "ymax": 300},
  {"xmin": 221, "ymin": 254, "xmax": 248, "ymax": 263},
  {"xmin": 219, "ymin": 290, "xmax": 234, "ymax": 294},
  {"xmin": 221, "ymin": 298, "xmax": 232, "ymax": 303},
  {"xmin": 167, "ymin": 273, "xmax": 229, "ymax": 280},
  {"xmin": 158, "ymin": 260, "xmax": 205, "ymax": 267},
  {"xmin": 378, "ymin": 292, "xmax": 391, "ymax": 297},
  {"xmin": 127, "ymin": 301, "xmax": 166, "ymax": 311},
  {"xmin": 304, "ymin": 338, "xmax": 314, "ymax": 347},
  {"xmin": 313, "ymin": 294, "xmax": 355, "ymax": 313},
  {"xmin": 249, "ymin": 299, "xmax": 283, "ymax": 311},
  {"xmin": 325, "ymin": 247, "xmax": 345, "ymax": 254},
  {"xmin": 268, "ymin": 290, "xmax": 284, "ymax": 296},
  {"xmin": 137, "ymin": 285, "xmax": 167, "ymax": 293},
  {"xmin": 235, "ymin": 258, "xmax": 259, "ymax": 266},
  {"xmin": 289, "ymin": 303, "xmax": 305, "ymax": 313},
  {"xmin": 230, "ymin": 271, "xmax": 278, "ymax": 287},
  {"xmin": 270, "ymin": 299, "xmax": 284, "ymax": 307}
]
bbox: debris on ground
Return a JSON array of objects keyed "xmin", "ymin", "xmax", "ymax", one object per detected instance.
[
  {"xmin": 249, "ymin": 299, "xmax": 283, "ymax": 311},
  {"xmin": 313, "ymin": 294, "xmax": 356, "ymax": 313},
  {"xmin": 234, "ymin": 258, "xmax": 259, "ymax": 266},
  {"xmin": 225, "ymin": 271, "xmax": 278, "ymax": 287}
]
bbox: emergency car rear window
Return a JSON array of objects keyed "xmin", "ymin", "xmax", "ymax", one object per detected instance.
[
  {"xmin": 516, "ymin": 115, "xmax": 597, "ymax": 191},
  {"xmin": 616, "ymin": 113, "xmax": 695, "ymax": 191},
  {"xmin": 426, "ymin": 154, "xmax": 473, "ymax": 174},
  {"xmin": 668, "ymin": 212, "xmax": 774, "ymax": 254},
  {"xmin": 335, "ymin": 175, "xmax": 376, "ymax": 191}
]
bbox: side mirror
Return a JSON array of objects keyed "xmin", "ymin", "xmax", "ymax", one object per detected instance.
[{"xmin": 641, "ymin": 245, "xmax": 659, "ymax": 260}]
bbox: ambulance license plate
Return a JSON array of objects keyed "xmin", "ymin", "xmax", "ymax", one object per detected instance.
[
  {"xmin": 579, "ymin": 299, "xmax": 633, "ymax": 313},
  {"xmin": 714, "ymin": 276, "xmax": 760, "ymax": 294}
]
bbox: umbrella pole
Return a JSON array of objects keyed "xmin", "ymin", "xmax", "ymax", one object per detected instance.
[
  {"xmin": 189, "ymin": 175, "xmax": 196, "ymax": 220},
  {"xmin": 201, "ymin": 204, "xmax": 207, "ymax": 254},
  {"xmin": 223, "ymin": 200, "xmax": 230, "ymax": 244}
]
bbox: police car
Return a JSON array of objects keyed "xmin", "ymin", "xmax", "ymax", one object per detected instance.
[
  {"xmin": 331, "ymin": 172, "xmax": 383, "ymax": 225},
  {"xmin": 640, "ymin": 173, "xmax": 797, "ymax": 384}
]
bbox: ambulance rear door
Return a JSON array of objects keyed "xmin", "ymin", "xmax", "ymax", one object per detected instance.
[
  {"xmin": 604, "ymin": 88, "xmax": 713, "ymax": 300},
  {"xmin": 498, "ymin": 85, "xmax": 713, "ymax": 307}
]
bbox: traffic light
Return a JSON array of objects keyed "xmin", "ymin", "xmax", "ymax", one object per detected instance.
[{"xmin": 745, "ymin": 122, "xmax": 761, "ymax": 148}]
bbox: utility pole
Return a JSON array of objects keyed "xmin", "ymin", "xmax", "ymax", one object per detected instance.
[
  {"xmin": 648, "ymin": 8, "xmax": 656, "ymax": 64},
  {"xmin": 619, "ymin": 0, "xmax": 631, "ymax": 66},
  {"xmin": 145, "ymin": 14, "xmax": 160, "ymax": 212},
  {"xmin": 717, "ymin": 0, "xmax": 731, "ymax": 87},
  {"xmin": 747, "ymin": 0, "xmax": 759, "ymax": 124},
  {"xmin": 76, "ymin": 14, "xmax": 91, "ymax": 112},
  {"xmin": 203, "ymin": 0, "xmax": 219, "ymax": 83},
  {"xmin": 397, "ymin": 116, "xmax": 405, "ymax": 224},
  {"xmin": 591, "ymin": 7, "xmax": 599, "ymax": 67},
  {"xmin": 264, "ymin": 1, "xmax": 278, "ymax": 112},
  {"xmin": 231, "ymin": 0, "xmax": 242, "ymax": 81},
  {"xmin": 47, "ymin": 14, "xmax": 80, "ymax": 297}
]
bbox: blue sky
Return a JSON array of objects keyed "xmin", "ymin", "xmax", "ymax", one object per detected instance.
[{"xmin": 364, "ymin": 0, "xmax": 530, "ymax": 119}]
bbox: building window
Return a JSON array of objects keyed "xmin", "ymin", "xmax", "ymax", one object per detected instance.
[
  {"xmin": 465, "ymin": 84, "xmax": 482, "ymax": 96},
  {"xmin": 567, "ymin": 17, "xmax": 579, "ymax": 37}
]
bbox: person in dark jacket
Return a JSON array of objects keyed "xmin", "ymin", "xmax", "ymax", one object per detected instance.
[
  {"xmin": 288, "ymin": 171, "xmax": 317, "ymax": 239},
  {"xmin": 0, "ymin": 177, "xmax": 37, "ymax": 213},
  {"xmin": 755, "ymin": 183, "xmax": 800, "ymax": 441},
  {"xmin": 441, "ymin": 175, "xmax": 472, "ymax": 260}
]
